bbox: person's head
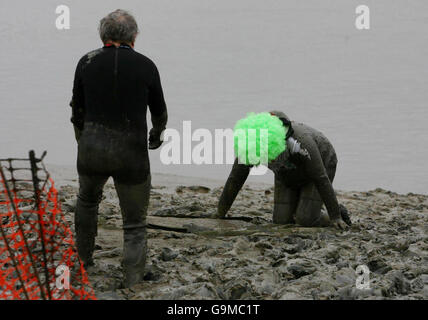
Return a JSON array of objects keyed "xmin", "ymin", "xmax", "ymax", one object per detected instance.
[
  {"xmin": 233, "ymin": 112, "xmax": 288, "ymax": 166},
  {"xmin": 99, "ymin": 9, "xmax": 139, "ymax": 47}
]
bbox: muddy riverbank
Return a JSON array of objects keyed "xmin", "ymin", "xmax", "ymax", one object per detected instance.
[{"xmin": 56, "ymin": 170, "xmax": 428, "ymax": 300}]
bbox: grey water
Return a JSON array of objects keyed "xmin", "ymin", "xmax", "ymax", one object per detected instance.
[{"xmin": 0, "ymin": 0, "xmax": 427, "ymax": 194}]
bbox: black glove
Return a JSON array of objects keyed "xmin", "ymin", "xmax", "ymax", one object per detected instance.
[{"xmin": 149, "ymin": 128, "xmax": 164, "ymax": 150}]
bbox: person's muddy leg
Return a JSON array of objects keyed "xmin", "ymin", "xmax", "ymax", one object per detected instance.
[
  {"xmin": 294, "ymin": 183, "xmax": 329, "ymax": 227},
  {"xmin": 273, "ymin": 175, "xmax": 298, "ymax": 224},
  {"xmin": 114, "ymin": 174, "xmax": 151, "ymax": 288},
  {"xmin": 75, "ymin": 174, "xmax": 108, "ymax": 267}
]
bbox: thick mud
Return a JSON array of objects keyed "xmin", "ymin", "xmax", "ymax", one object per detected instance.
[{"xmin": 59, "ymin": 183, "xmax": 428, "ymax": 300}]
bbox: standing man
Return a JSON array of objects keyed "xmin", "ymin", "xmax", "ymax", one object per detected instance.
[{"xmin": 70, "ymin": 9, "xmax": 168, "ymax": 287}]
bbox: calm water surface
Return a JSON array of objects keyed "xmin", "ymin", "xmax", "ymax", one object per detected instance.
[{"xmin": 0, "ymin": 0, "xmax": 427, "ymax": 194}]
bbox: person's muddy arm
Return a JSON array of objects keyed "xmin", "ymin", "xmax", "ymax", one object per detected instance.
[
  {"xmin": 148, "ymin": 63, "xmax": 168, "ymax": 149},
  {"xmin": 216, "ymin": 158, "xmax": 251, "ymax": 218},
  {"xmin": 303, "ymin": 140, "xmax": 341, "ymax": 221},
  {"xmin": 70, "ymin": 58, "xmax": 85, "ymax": 142}
]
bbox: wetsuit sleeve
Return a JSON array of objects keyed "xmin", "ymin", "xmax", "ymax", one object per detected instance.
[
  {"xmin": 217, "ymin": 158, "xmax": 251, "ymax": 217},
  {"xmin": 70, "ymin": 58, "xmax": 85, "ymax": 132},
  {"xmin": 302, "ymin": 139, "xmax": 341, "ymax": 220},
  {"xmin": 148, "ymin": 64, "xmax": 168, "ymax": 134}
]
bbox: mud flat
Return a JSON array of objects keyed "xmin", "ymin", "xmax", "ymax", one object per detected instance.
[{"xmin": 53, "ymin": 167, "xmax": 428, "ymax": 300}]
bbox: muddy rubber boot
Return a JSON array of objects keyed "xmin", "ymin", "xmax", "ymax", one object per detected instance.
[
  {"xmin": 74, "ymin": 201, "xmax": 98, "ymax": 268},
  {"xmin": 122, "ymin": 226, "xmax": 148, "ymax": 288},
  {"xmin": 74, "ymin": 174, "xmax": 107, "ymax": 268},
  {"xmin": 114, "ymin": 176, "xmax": 151, "ymax": 288}
]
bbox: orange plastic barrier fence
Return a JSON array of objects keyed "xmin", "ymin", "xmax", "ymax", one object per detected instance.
[{"xmin": 0, "ymin": 151, "xmax": 96, "ymax": 300}]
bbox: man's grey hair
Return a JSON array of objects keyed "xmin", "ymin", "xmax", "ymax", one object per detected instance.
[{"xmin": 99, "ymin": 9, "xmax": 139, "ymax": 44}]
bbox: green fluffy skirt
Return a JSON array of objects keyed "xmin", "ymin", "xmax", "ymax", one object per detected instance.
[{"xmin": 234, "ymin": 112, "xmax": 287, "ymax": 165}]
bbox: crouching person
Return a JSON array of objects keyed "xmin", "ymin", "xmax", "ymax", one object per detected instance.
[{"xmin": 215, "ymin": 111, "xmax": 351, "ymax": 230}]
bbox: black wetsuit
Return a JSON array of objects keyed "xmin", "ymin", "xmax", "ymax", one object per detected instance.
[
  {"xmin": 71, "ymin": 43, "xmax": 167, "ymax": 183},
  {"xmin": 218, "ymin": 111, "xmax": 341, "ymax": 227},
  {"xmin": 70, "ymin": 43, "xmax": 167, "ymax": 286}
]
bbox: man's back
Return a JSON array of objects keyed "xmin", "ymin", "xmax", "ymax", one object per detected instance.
[
  {"xmin": 72, "ymin": 44, "xmax": 167, "ymax": 183},
  {"xmin": 72, "ymin": 44, "xmax": 167, "ymax": 144}
]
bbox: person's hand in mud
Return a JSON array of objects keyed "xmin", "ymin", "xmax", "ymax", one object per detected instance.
[
  {"xmin": 330, "ymin": 217, "xmax": 349, "ymax": 230},
  {"xmin": 149, "ymin": 128, "xmax": 163, "ymax": 150}
]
